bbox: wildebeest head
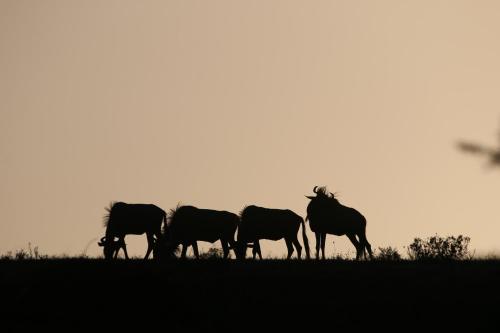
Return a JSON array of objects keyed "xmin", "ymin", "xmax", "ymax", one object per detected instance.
[
  {"xmin": 153, "ymin": 229, "xmax": 179, "ymax": 260},
  {"xmin": 98, "ymin": 237, "xmax": 120, "ymax": 260},
  {"xmin": 305, "ymin": 185, "xmax": 320, "ymax": 200},
  {"xmin": 305, "ymin": 186, "xmax": 341, "ymax": 220},
  {"xmin": 233, "ymin": 241, "xmax": 248, "ymax": 260}
]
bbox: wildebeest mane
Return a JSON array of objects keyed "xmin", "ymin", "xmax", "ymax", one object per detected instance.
[
  {"xmin": 102, "ymin": 201, "xmax": 118, "ymax": 227},
  {"xmin": 239, "ymin": 205, "xmax": 250, "ymax": 220},
  {"xmin": 315, "ymin": 186, "xmax": 337, "ymax": 200},
  {"xmin": 165, "ymin": 203, "xmax": 184, "ymax": 231}
]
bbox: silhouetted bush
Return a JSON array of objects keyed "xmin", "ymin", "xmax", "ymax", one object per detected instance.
[
  {"xmin": 407, "ymin": 235, "xmax": 471, "ymax": 260},
  {"xmin": 330, "ymin": 252, "xmax": 354, "ymax": 261},
  {"xmin": 0, "ymin": 251, "xmax": 13, "ymax": 260},
  {"xmin": 375, "ymin": 246, "xmax": 402, "ymax": 261},
  {"xmin": 198, "ymin": 247, "xmax": 224, "ymax": 259}
]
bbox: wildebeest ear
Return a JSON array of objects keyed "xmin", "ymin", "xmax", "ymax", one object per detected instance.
[{"xmin": 305, "ymin": 196, "xmax": 315, "ymax": 199}]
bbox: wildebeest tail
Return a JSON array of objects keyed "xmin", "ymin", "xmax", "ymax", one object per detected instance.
[{"xmin": 301, "ymin": 217, "xmax": 310, "ymax": 259}]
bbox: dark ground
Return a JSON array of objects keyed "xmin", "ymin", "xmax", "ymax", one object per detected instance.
[{"xmin": 1, "ymin": 259, "xmax": 499, "ymax": 331}]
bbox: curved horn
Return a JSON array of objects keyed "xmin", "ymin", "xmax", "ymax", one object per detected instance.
[{"xmin": 313, "ymin": 186, "xmax": 318, "ymax": 193}]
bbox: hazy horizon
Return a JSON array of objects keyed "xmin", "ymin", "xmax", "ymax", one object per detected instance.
[{"xmin": 2, "ymin": 1, "xmax": 500, "ymax": 258}]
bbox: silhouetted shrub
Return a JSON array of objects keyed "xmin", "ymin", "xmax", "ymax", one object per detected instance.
[
  {"xmin": 198, "ymin": 247, "xmax": 224, "ymax": 259},
  {"xmin": 0, "ymin": 251, "xmax": 13, "ymax": 260},
  {"xmin": 331, "ymin": 252, "xmax": 354, "ymax": 261},
  {"xmin": 375, "ymin": 246, "xmax": 402, "ymax": 261},
  {"xmin": 15, "ymin": 248, "xmax": 29, "ymax": 260},
  {"xmin": 407, "ymin": 235, "xmax": 471, "ymax": 260}
]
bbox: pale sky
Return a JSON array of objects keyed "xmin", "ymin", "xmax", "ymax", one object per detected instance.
[{"xmin": 2, "ymin": 0, "xmax": 500, "ymax": 258}]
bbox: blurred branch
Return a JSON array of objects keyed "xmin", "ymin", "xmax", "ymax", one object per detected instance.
[
  {"xmin": 457, "ymin": 141, "xmax": 491, "ymax": 154},
  {"xmin": 457, "ymin": 140, "xmax": 500, "ymax": 166}
]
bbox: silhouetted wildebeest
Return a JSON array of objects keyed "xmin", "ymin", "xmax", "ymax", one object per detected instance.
[
  {"xmin": 306, "ymin": 186, "xmax": 372, "ymax": 260},
  {"xmin": 159, "ymin": 205, "xmax": 239, "ymax": 259},
  {"xmin": 235, "ymin": 205, "xmax": 310, "ymax": 259},
  {"xmin": 98, "ymin": 202, "xmax": 166, "ymax": 260}
]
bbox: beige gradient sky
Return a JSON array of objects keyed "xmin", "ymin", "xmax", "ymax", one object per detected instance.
[{"xmin": 2, "ymin": 0, "xmax": 500, "ymax": 258}]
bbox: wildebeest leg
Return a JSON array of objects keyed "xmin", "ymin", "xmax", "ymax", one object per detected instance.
[
  {"xmin": 252, "ymin": 242, "xmax": 258, "ymax": 259},
  {"xmin": 118, "ymin": 237, "xmax": 128, "ymax": 259},
  {"xmin": 257, "ymin": 241, "xmax": 263, "ymax": 259},
  {"xmin": 315, "ymin": 233, "xmax": 321, "ymax": 260},
  {"xmin": 112, "ymin": 238, "xmax": 120, "ymax": 259},
  {"xmin": 144, "ymin": 233, "xmax": 155, "ymax": 260},
  {"xmin": 192, "ymin": 242, "xmax": 199, "ymax": 259},
  {"xmin": 285, "ymin": 238, "xmax": 294, "ymax": 259},
  {"xmin": 221, "ymin": 239, "xmax": 230, "ymax": 259},
  {"xmin": 122, "ymin": 245, "xmax": 129, "ymax": 260},
  {"xmin": 358, "ymin": 231, "xmax": 373, "ymax": 259},
  {"xmin": 320, "ymin": 233, "xmax": 326, "ymax": 259},
  {"xmin": 252, "ymin": 240, "xmax": 262, "ymax": 260},
  {"xmin": 152, "ymin": 231, "xmax": 162, "ymax": 260},
  {"xmin": 228, "ymin": 239, "xmax": 237, "ymax": 258},
  {"xmin": 181, "ymin": 244, "xmax": 188, "ymax": 259},
  {"xmin": 292, "ymin": 236, "xmax": 302, "ymax": 259},
  {"xmin": 346, "ymin": 233, "xmax": 362, "ymax": 260}
]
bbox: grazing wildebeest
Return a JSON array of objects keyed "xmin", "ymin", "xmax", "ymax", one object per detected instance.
[
  {"xmin": 235, "ymin": 205, "xmax": 310, "ymax": 260},
  {"xmin": 159, "ymin": 205, "xmax": 239, "ymax": 259},
  {"xmin": 98, "ymin": 202, "xmax": 166, "ymax": 260},
  {"xmin": 306, "ymin": 186, "xmax": 373, "ymax": 260}
]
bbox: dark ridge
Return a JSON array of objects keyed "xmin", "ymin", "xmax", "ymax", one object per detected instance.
[{"xmin": 2, "ymin": 260, "xmax": 500, "ymax": 331}]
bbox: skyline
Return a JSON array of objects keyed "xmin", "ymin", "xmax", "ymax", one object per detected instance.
[{"xmin": 2, "ymin": 1, "xmax": 500, "ymax": 258}]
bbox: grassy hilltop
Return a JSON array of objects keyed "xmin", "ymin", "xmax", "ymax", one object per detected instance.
[{"xmin": 2, "ymin": 259, "xmax": 500, "ymax": 331}]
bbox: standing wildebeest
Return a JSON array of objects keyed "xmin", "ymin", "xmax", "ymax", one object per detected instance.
[
  {"xmin": 235, "ymin": 205, "xmax": 310, "ymax": 260},
  {"xmin": 98, "ymin": 202, "xmax": 166, "ymax": 260},
  {"xmin": 160, "ymin": 205, "xmax": 239, "ymax": 259},
  {"xmin": 306, "ymin": 186, "xmax": 373, "ymax": 260}
]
